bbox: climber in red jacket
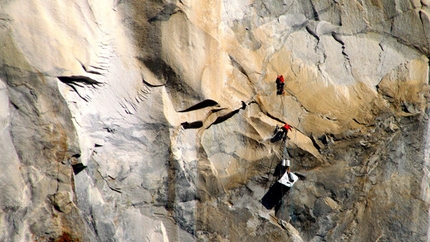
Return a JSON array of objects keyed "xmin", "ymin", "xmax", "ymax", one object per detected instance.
[
  {"xmin": 276, "ymin": 75, "xmax": 285, "ymax": 95},
  {"xmin": 271, "ymin": 122, "xmax": 292, "ymax": 142},
  {"xmin": 281, "ymin": 123, "xmax": 292, "ymax": 141},
  {"xmin": 281, "ymin": 123, "xmax": 292, "ymax": 132}
]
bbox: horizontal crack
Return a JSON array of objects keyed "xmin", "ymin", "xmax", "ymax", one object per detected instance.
[
  {"xmin": 58, "ymin": 76, "xmax": 102, "ymax": 86},
  {"xmin": 179, "ymin": 99, "xmax": 219, "ymax": 113},
  {"xmin": 142, "ymin": 79, "xmax": 165, "ymax": 88},
  {"xmin": 181, "ymin": 100, "xmax": 249, "ymax": 130}
]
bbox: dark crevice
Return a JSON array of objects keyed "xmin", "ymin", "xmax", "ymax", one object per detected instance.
[
  {"xmin": 70, "ymin": 154, "xmax": 86, "ymax": 174},
  {"xmin": 181, "ymin": 121, "xmax": 203, "ymax": 129},
  {"xmin": 72, "ymin": 163, "xmax": 87, "ymax": 175},
  {"xmin": 309, "ymin": 0, "xmax": 320, "ymax": 21},
  {"xmin": 107, "ymin": 185, "xmax": 122, "ymax": 194},
  {"xmin": 353, "ymin": 118, "xmax": 368, "ymax": 125},
  {"xmin": 179, "ymin": 99, "xmax": 219, "ymax": 113},
  {"xmin": 80, "ymin": 63, "xmax": 103, "ymax": 75},
  {"xmin": 332, "ymin": 32, "xmax": 344, "ymax": 45},
  {"xmin": 99, "ymin": 174, "xmax": 122, "ymax": 193},
  {"xmin": 306, "ymin": 25, "xmax": 320, "ymax": 42},
  {"xmin": 208, "ymin": 101, "xmax": 248, "ymax": 128},
  {"xmin": 212, "ymin": 109, "xmax": 241, "ymax": 125},
  {"xmin": 211, "ymin": 108, "xmax": 227, "ymax": 113},
  {"xmin": 142, "ymin": 78, "xmax": 165, "ymax": 88},
  {"xmin": 319, "ymin": 134, "xmax": 333, "ymax": 145},
  {"xmin": 10, "ymin": 101, "xmax": 19, "ymax": 110},
  {"xmin": 182, "ymin": 101, "xmax": 249, "ymax": 130},
  {"xmin": 310, "ymin": 134, "xmax": 322, "ymax": 151},
  {"xmin": 58, "ymin": 76, "xmax": 102, "ymax": 102},
  {"xmin": 103, "ymin": 127, "xmax": 116, "ymax": 133},
  {"xmin": 71, "ymin": 154, "xmax": 81, "ymax": 158},
  {"xmin": 331, "ymin": 32, "xmax": 352, "ymax": 73},
  {"xmin": 64, "ymin": 84, "xmax": 89, "ymax": 102},
  {"xmin": 266, "ymin": 112, "xmax": 286, "ymax": 124},
  {"xmin": 58, "ymin": 76, "xmax": 102, "ymax": 86}
]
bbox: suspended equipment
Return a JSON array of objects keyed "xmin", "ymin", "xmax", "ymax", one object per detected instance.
[{"xmin": 277, "ymin": 136, "xmax": 298, "ymax": 187}]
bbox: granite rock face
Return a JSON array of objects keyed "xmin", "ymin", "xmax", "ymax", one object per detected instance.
[{"xmin": 0, "ymin": 0, "xmax": 430, "ymax": 241}]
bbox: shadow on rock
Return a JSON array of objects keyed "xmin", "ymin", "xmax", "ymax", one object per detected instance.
[{"xmin": 261, "ymin": 182, "xmax": 290, "ymax": 210}]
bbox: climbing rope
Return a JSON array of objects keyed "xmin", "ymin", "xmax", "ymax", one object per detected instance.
[
  {"xmin": 279, "ymin": 137, "xmax": 288, "ymax": 220},
  {"xmin": 279, "ymin": 85, "xmax": 292, "ymax": 222},
  {"xmin": 278, "ymin": 110, "xmax": 302, "ymax": 224}
]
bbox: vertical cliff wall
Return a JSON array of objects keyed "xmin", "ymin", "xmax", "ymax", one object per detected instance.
[{"xmin": 0, "ymin": 0, "xmax": 429, "ymax": 241}]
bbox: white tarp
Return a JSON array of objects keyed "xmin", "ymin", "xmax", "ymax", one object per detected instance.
[{"xmin": 278, "ymin": 172, "xmax": 298, "ymax": 187}]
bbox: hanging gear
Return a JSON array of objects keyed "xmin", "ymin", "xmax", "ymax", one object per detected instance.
[
  {"xmin": 277, "ymin": 137, "xmax": 298, "ymax": 187},
  {"xmin": 278, "ymin": 171, "xmax": 298, "ymax": 187}
]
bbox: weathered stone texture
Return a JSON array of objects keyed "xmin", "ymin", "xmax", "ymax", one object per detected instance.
[{"xmin": 0, "ymin": 0, "xmax": 429, "ymax": 241}]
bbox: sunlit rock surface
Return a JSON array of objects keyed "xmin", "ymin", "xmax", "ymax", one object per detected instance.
[{"xmin": 0, "ymin": 0, "xmax": 429, "ymax": 241}]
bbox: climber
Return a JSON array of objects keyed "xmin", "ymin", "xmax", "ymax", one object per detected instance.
[
  {"xmin": 270, "ymin": 122, "xmax": 292, "ymax": 143},
  {"xmin": 276, "ymin": 75, "xmax": 285, "ymax": 95},
  {"xmin": 281, "ymin": 123, "xmax": 292, "ymax": 140}
]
